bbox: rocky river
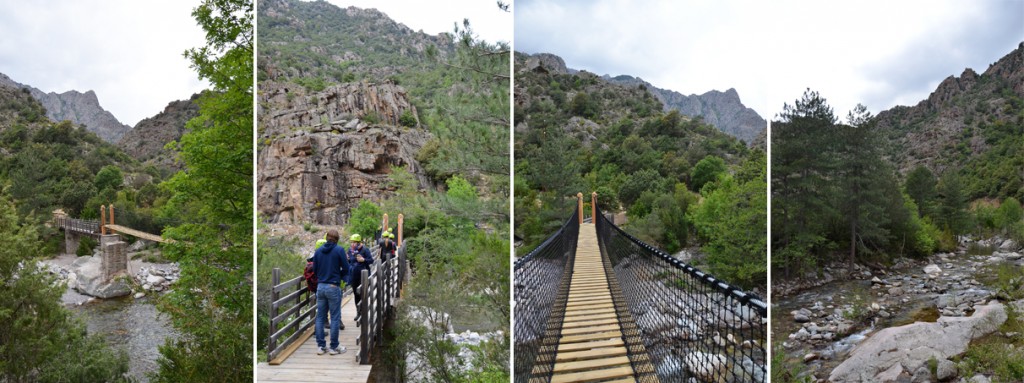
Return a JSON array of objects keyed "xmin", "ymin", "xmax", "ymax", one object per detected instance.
[
  {"xmin": 43, "ymin": 249, "xmax": 181, "ymax": 382},
  {"xmin": 773, "ymin": 237, "xmax": 1024, "ymax": 382}
]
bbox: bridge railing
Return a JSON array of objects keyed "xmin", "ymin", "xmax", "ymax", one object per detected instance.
[
  {"xmin": 594, "ymin": 205, "xmax": 767, "ymax": 383},
  {"xmin": 513, "ymin": 208, "xmax": 579, "ymax": 382},
  {"xmin": 54, "ymin": 216, "xmax": 100, "ymax": 235},
  {"xmin": 266, "ymin": 242, "xmax": 392, "ymax": 363},
  {"xmin": 356, "ymin": 244, "xmax": 407, "ymax": 364}
]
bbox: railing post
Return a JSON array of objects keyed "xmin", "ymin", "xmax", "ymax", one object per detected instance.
[
  {"xmin": 591, "ymin": 191, "xmax": 597, "ymax": 221},
  {"xmin": 100, "ymin": 205, "xmax": 107, "ymax": 235},
  {"xmin": 359, "ymin": 269, "xmax": 370, "ymax": 364},
  {"xmin": 109, "ymin": 205, "xmax": 115, "ymax": 228},
  {"xmin": 577, "ymin": 193, "xmax": 584, "ymax": 224},
  {"xmin": 397, "ymin": 214, "xmax": 404, "ymax": 247},
  {"xmin": 269, "ymin": 268, "xmax": 280, "ymax": 357},
  {"xmin": 382, "ymin": 213, "xmax": 388, "ymax": 237}
]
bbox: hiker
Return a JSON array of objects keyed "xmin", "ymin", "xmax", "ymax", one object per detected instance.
[
  {"xmin": 346, "ymin": 233, "xmax": 374, "ymax": 313},
  {"xmin": 305, "ymin": 237, "xmax": 344, "ymax": 330},
  {"xmin": 311, "ymin": 230, "xmax": 350, "ymax": 355},
  {"xmin": 379, "ymin": 232, "xmax": 397, "ymax": 261}
]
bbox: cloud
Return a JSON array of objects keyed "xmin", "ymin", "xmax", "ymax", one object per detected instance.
[
  {"xmin": 515, "ymin": 0, "xmax": 1024, "ymax": 119},
  {"xmin": 0, "ymin": 0, "xmax": 208, "ymax": 126}
]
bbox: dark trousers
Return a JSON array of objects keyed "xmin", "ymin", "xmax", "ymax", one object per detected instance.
[{"xmin": 350, "ymin": 278, "xmax": 363, "ymax": 309}]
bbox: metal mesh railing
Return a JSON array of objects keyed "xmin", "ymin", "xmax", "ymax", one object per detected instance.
[
  {"xmin": 595, "ymin": 206, "xmax": 767, "ymax": 383},
  {"xmin": 513, "ymin": 208, "xmax": 579, "ymax": 383}
]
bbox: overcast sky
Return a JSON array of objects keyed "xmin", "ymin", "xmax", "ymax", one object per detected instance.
[
  {"xmin": 516, "ymin": 0, "xmax": 1024, "ymax": 120},
  {"xmin": 0, "ymin": 1, "xmax": 207, "ymax": 127},
  {"xmin": 323, "ymin": 0, "xmax": 513, "ymax": 44}
]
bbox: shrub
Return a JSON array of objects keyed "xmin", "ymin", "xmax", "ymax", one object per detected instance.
[
  {"xmin": 76, "ymin": 236, "xmax": 98, "ymax": 256},
  {"xmin": 399, "ymin": 110, "xmax": 417, "ymax": 127}
]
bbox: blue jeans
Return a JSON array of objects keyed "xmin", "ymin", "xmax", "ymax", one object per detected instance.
[{"xmin": 314, "ymin": 283, "xmax": 342, "ymax": 349}]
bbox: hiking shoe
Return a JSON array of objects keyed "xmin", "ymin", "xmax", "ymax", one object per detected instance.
[
  {"xmin": 329, "ymin": 347, "xmax": 346, "ymax": 355},
  {"xmin": 316, "ymin": 347, "xmax": 327, "ymax": 355},
  {"xmin": 340, "ymin": 323, "xmax": 345, "ymax": 330}
]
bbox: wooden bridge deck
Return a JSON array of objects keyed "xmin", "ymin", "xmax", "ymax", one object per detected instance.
[
  {"xmin": 547, "ymin": 223, "xmax": 643, "ymax": 383},
  {"xmin": 105, "ymin": 224, "xmax": 170, "ymax": 243},
  {"xmin": 257, "ymin": 294, "xmax": 372, "ymax": 383}
]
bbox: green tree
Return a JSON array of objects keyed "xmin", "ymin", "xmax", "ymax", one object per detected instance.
[
  {"xmin": 93, "ymin": 165, "xmax": 124, "ymax": 191},
  {"xmin": 690, "ymin": 155, "xmax": 727, "ymax": 192},
  {"xmin": 905, "ymin": 165, "xmax": 937, "ymax": 217},
  {"xmin": 771, "ymin": 89, "xmax": 838, "ymax": 278},
  {"xmin": 0, "ymin": 194, "xmax": 129, "ymax": 382},
  {"xmin": 996, "ymin": 197, "xmax": 1023, "ymax": 233},
  {"xmin": 937, "ymin": 172, "xmax": 969, "ymax": 235},
  {"xmin": 835, "ymin": 104, "xmax": 891, "ymax": 268},
  {"xmin": 153, "ymin": 0, "xmax": 253, "ymax": 381}
]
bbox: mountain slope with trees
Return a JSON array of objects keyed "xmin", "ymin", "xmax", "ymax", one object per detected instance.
[{"xmin": 514, "ymin": 51, "xmax": 767, "ymax": 291}]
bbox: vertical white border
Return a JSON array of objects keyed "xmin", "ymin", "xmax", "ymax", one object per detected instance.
[{"xmin": 251, "ymin": 0, "xmax": 260, "ymax": 380}]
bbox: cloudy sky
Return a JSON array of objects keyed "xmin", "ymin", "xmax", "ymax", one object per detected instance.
[
  {"xmin": 325, "ymin": 0, "xmax": 513, "ymax": 44},
  {"xmin": 0, "ymin": 1, "xmax": 207, "ymax": 126},
  {"xmin": 516, "ymin": 0, "xmax": 1024, "ymax": 120}
]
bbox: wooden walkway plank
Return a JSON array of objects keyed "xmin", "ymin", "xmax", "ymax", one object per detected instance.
[{"xmin": 257, "ymin": 292, "xmax": 371, "ymax": 383}]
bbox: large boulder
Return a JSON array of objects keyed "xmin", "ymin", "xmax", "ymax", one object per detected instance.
[
  {"xmin": 68, "ymin": 256, "xmax": 131, "ymax": 299},
  {"xmin": 829, "ymin": 301, "xmax": 1008, "ymax": 382}
]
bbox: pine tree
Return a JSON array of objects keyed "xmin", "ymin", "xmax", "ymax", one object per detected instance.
[
  {"xmin": 771, "ymin": 89, "xmax": 838, "ymax": 277},
  {"xmin": 835, "ymin": 104, "xmax": 892, "ymax": 268}
]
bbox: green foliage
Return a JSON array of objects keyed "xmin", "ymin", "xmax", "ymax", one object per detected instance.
[
  {"xmin": 996, "ymin": 197, "xmax": 1023, "ymax": 233},
  {"xmin": 690, "ymin": 155, "xmax": 726, "ymax": 192},
  {"xmin": 688, "ymin": 154, "xmax": 767, "ymax": 290},
  {"xmin": 348, "ymin": 200, "xmax": 383, "ymax": 240},
  {"xmin": 0, "ymin": 194, "xmax": 129, "ymax": 382},
  {"xmin": 937, "ymin": 172, "xmax": 970, "ymax": 234},
  {"xmin": 76, "ymin": 235, "xmax": 98, "ymax": 256},
  {"xmin": 569, "ymin": 92, "xmax": 599, "ymax": 119},
  {"xmin": 93, "ymin": 165, "xmax": 124, "ymax": 191},
  {"xmin": 152, "ymin": 0, "xmax": 253, "ymax": 381},
  {"xmin": 399, "ymin": 109, "xmax": 417, "ymax": 127},
  {"xmin": 905, "ymin": 165, "xmax": 937, "ymax": 216}
]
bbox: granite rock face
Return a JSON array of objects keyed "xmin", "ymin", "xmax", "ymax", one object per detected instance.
[
  {"xmin": 258, "ymin": 81, "xmax": 431, "ymax": 225},
  {"xmin": 118, "ymin": 94, "xmax": 200, "ymax": 169},
  {"xmin": 0, "ymin": 72, "xmax": 130, "ymax": 142}
]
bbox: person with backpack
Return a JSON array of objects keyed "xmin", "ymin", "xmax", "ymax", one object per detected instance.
[
  {"xmin": 346, "ymin": 233, "xmax": 374, "ymax": 314},
  {"xmin": 379, "ymin": 232, "xmax": 397, "ymax": 261},
  {"xmin": 311, "ymin": 230, "xmax": 350, "ymax": 355},
  {"xmin": 305, "ymin": 237, "xmax": 344, "ymax": 330}
]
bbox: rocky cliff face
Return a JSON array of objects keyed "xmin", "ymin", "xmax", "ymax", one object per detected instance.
[
  {"xmin": 258, "ymin": 81, "xmax": 431, "ymax": 225},
  {"xmin": 117, "ymin": 94, "xmax": 200, "ymax": 169},
  {"xmin": 606, "ymin": 74, "xmax": 766, "ymax": 144},
  {"xmin": 0, "ymin": 72, "xmax": 131, "ymax": 142},
  {"xmin": 874, "ymin": 43, "xmax": 1024, "ymax": 176}
]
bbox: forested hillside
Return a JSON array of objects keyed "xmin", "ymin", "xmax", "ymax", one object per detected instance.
[
  {"xmin": 514, "ymin": 52, "xmax": 767, "ymax": 291},
  {"xmin": 772, "ymin": 43, "xmax": 1024, "ymax": 280}
]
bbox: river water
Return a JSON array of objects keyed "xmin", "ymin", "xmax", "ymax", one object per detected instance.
[{"xmin": 772, "ymin": 243, "xmax": 1019, "ymax": 379}]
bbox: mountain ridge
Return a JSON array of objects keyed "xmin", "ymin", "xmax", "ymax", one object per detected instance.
[{"xmin": 0, "ymin": 72, "xmax": 131, "ymax": 142}]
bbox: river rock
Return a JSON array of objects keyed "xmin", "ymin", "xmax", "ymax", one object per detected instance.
[
  {"xmin": 829, "ymin": 301, "xmax": 1009, "ymax": 382},
  {"xmin": 924, "ymin": 264, "xmax": 942, "ymax": 278},
  {"xmin": 134, "ymin": 292, "xmax": 146, "ymax": 299},
  {"xmin": 969, "ymin": 375, "xmax": 991, "ymax": 383},
  {"xmin": 792, "ymin": 308, "xmax": 812, "ymax": 323},
  {"xmin": 911, "ymin": 365, "xmax": 931, "ymax": 383},
  {"xmin": 683, "ymin": 352, "xmax": 727, "ymax": 381},
  {"xmin": 936, "ymin": 358, "xmax": 957, "ymax": 381},
  {"xmin": 999, "ymin": 239, "xmax": 1018, "ymax": 250},
  {"xmin": 67, "ymin": 256, "xmax": 131, "ymax": 299},
  {"xmin": 146, "ymin": 275, "xmax": 166, "ymax": 285}
]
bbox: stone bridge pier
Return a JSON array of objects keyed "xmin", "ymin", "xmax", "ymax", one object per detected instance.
[
  {"xmin": 65, "ymin": 231, "xmax": 82, "ymax": 255},
  {"xmin": 100, "ymin": 234, "xmax": 128, "ymax": 279}
]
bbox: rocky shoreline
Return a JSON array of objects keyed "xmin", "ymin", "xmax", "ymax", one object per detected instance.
[{"xmin": 775, "ymin": 236, "xmax": 1023, "ymax": 382}]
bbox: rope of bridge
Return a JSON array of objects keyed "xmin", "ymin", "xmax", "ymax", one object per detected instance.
[{"xmin": 515, "ymin": 194, "xmax": 768, "ymax": 383}]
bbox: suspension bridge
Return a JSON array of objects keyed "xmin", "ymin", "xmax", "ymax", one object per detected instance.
[
  {"xmin": 257, "ymin": 214, "xmax": 409, "ymax": 383},
  {"xmin": 515, "ymin": 193, "xmax": 767, "ymax": 383}
]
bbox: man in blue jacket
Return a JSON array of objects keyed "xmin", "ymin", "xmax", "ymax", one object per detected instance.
[
  {"xmin": 312, "ymin": 230, "xmax": 350, "ymax": 355},
  {"xmin": 347, "ymin": 233, "xmax": 374, "ymax": 314}
]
